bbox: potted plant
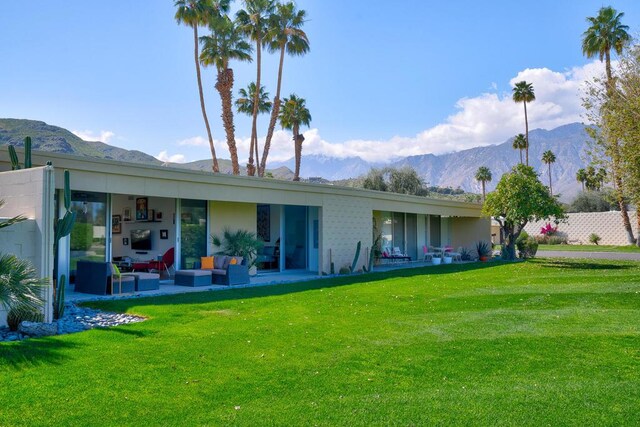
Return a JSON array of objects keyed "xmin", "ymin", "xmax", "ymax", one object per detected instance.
[
  {"xmin": 431, "ymin": 252, "xmax": 442, "ymax": 265},
  {"xmin": 475, "ymin": 241, "xmax": 492, "ymax": 261},
  {"xmin": 211, "ymin": 228, "xmax": 264, "ymax": 275}
]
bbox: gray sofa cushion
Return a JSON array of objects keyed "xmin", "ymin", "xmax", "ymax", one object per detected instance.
[{"xmin": 214, "ymin": 255, "xmax": 227, "ymax": 269}]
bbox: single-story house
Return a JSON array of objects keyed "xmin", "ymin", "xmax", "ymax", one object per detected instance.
[{"xmin": 0, "ymin": 147, "xmax": 489, "ymax": 323}]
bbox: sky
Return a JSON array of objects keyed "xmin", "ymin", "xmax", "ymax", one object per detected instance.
[{"xmin": 1, "ymin": 1, "xmax": 639, "ymax": 165}]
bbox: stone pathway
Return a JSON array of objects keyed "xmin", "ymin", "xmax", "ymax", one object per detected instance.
[{"xmin": 0, "ymin": 303, "xmax": 145, "ymax": 343}]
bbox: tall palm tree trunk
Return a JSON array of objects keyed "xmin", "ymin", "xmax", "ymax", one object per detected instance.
[
  {"xmin": 519, "ymin": 149, "xmax": 523, "ymax": 165},
  {"xmin": 247, "ymin": 36, "xmax": 262, "ymax": 177},
  {"xmin": 193, "ymin": 26, "xmax": 219, "ymax": 173},
  {"xmin": 293, "ymin": 125, "xmax": 303, "ymax": 181},
  {"xmin": 216, "ymin": 68, "xmax": 240, "ymax": 175},
  {"xmin": 523, "ymin": 101, "xmax": 529, "ymax": 166},
  {"xmin": 481, "ymin": 182, "xmax": 486, "ymax": 201},
  {"xmin": 548, "ymin": 164, "xmax": 553, "ymax": 196},
  {"xmin": 259, "ymin": 45, "xmax": 286, "ymax": 177}
]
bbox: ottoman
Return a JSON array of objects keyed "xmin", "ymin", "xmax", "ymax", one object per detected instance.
[
  {"xmin": 174, "ymin": 270, "xmax": 212, "ymax": 287},
  {"xmin": 131, "ymin": 272, "xmax": 160, "ymax": 291}
]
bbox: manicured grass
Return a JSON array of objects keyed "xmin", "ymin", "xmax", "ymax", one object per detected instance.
[
  {"xmin": 2, "ymin": 260, "xmax": 640, "ymax": 425},
  {"xmin": 538, "ymin": 244, "xmax": 640, "ymax": 252}
]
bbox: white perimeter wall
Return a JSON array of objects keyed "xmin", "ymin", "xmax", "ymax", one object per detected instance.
[
  {"xmin": 524, "ymin": 211, "xmax": 638, "ymax": 245},
  {"xmin": 0, "ymin": 167, "xmax": 55, "ymax": 325}
]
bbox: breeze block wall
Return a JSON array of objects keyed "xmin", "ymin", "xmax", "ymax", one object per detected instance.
[
  {"xmin": 524, "ymin": 211, "xmax": 638, "ymax": 246},
  {"xmin": 321, "ymin": 194, "xmax": 372, "ymax": 274}
]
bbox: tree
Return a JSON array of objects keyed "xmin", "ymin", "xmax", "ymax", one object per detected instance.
[
  {"xmin": 582, "ymin": 6, "xmax": 630, "ymax": 87},
  {"xmin": 389, "ymin": 167, "xmax": 424, "ymax": 195},
  {"xmin": 483, "ymin": 164, "xmax": 565, "ymax": 260},
  {"xmin": 541, "ymin": 150, "xmax": 556, "ymax": 196},
  {"xmin": 258, "ymin": 2, "xmax": 309, "ymax": 177},
  {"xmin": 278, "ymin": 94, "xmax": 311, "ymax": 181},
  {"xmin": 569, "ymin": 189, "xmax": 617, "ymax": 213},
  {"xmin": 512, "ymin": 134, "xmax": 527, "ymax": 165},
  {"xmin": 200, "ymin": 15, "xmax": 253, "ymax": 176},
  {"xmin": 175, "ymin": 0, "xmax": 229, "ymax": 173},
  {"xmin": 236, "ymin": 0, "xmax": 276, "ymax": 176},
  {"xmin": 582, "ymin": 6, "xmax": 635, "ymax": 244},
  {"xmin": 512, "ymin": 81, "xmax": 535, "ymax": 166},
  {"xmin": 576, "ymin": 168, "xmax": 587, "ymax": 191},
  {"xmin": 363, "ymin": 168, "xmax": 388, "ymax": 192},
  {"xmin": 474, "ymin": 166, "xmax": 492, "ymax": 201}
]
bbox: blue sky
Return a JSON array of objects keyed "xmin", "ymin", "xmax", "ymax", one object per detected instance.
[{"xmin": 1, "ymin": 1, "xmax": 639, "ymax": 164}]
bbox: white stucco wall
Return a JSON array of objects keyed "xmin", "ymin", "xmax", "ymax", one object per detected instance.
[
  {"xmin": 0, "ymin": 166, "xmax": 55, "ymax": 325},
  {"xmin": 524, "ymin": 211, "xmax": 638, "ymax": 245}
]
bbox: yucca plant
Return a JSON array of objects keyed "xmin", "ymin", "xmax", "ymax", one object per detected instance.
[{"xmin": 0, "ymin": 253, "xmax": 47, "ymax": 320}]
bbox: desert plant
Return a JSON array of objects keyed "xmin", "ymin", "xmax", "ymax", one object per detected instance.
[
  {"xmin": 547, "ymin": 235, "xmax": 568, "ymax": 245},
  {"xmin": 0, "ymin": 253, "xmax": 47, "ymax": 320},
  {"xmin": 338, "ymin": 265, "xmax": 351, "ymax": 275},
  {"xmin": 475, "ymin": 241, "xmax": 492, "ymax": 259},
  {"xmin": 211, "ymin": 228, "xmax": 263, "ymax": 267},
  {"xmin": 7, "ymin": 136, "xmax": 32, "ymax": 170},
  {"xmin": 53, "ymin": 170, "xmax": 76, "ymax": 320},
  {"xmin": 7, "ymin": 305, "xmax": 44, "ymax": 332},
  {"xmin": 589, "ymin": 233, "xmax": 602, "ymax": 245},
  {"xmin": 459, "ymin": 247, "xmax": 472, "ymax": 261},
  {"xmin": 516, "ymin": 232, "xmax": 539, "ymax": 259},
  {"xmin": 349, "ymin": 241, "xmax": 361, "ymax": 273}
]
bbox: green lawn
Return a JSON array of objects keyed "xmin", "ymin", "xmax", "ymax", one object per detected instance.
[
  {"xmin": 2, "ymin": 260, "xmax": 640, "ymax": 425},
  {"xmin": 538, "ymin": 244, "xmax": 640, "ymax": 252}
]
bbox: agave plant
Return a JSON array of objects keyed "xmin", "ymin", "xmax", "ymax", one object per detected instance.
[{"xmin": 0, "ymin": 253, "xmax": 47, "ymax": 318}]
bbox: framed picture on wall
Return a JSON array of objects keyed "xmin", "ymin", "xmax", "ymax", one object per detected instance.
[
  {"xmin": 112, "ymin": 215, "xmax": 122, "ymax": 234},
  {"xmin": 160, "ymin": 229, "xmax": 168, "ymax": 240},
  {"xmin": 123, "ymin": 207, "xmax": 132, "ymax": 222},
  {"xmin": 136, "ymin": 197, "xmax": 148, "ymax": 221}
]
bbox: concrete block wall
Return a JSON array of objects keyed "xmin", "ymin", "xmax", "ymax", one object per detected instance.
[
  {"xmin": 0, "ymin": 166, "xmax": 55, "ymax": 325},
  {"xmin": 321, "ymin": 195, "xmax": 372, "ymax": 274},
  {"xmin": 524, "ymin": 211, "xmax": 638, "ymax": 245}
]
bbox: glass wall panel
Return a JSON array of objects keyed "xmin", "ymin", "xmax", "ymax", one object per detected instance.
[
  {"xmin": 406, "ymin": 213, "xmax": 417, "ymax": 259},
  {"xmin": 284, "ymin": 205, "xmax": 307, "ymax": 269},
  {"xmin": 430, "ymin": 215, "xmax": 441, "ymax": 247},
  {"xmin": 70, "ymin": 191, "xmax": 107, "ymax": 273},
  {"xmin": 180, "ymin": 199, "xmax": 207, "ymax": 269},
  {"xmin": 380, "ymin": 211, "xmax": 392, "ymax": 252},
  {"xmin": 392, "ymin": 212, "xmax": 405, "ymax": 252}
]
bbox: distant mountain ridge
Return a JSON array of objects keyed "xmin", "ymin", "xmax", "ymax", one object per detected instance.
[
  {"xmin": 272, "ymin": 123, "xmax": 592, "ymax": 201},
  {"xmin": 1, "ymin": 118, "xmax": 591, "ymax": 200}
]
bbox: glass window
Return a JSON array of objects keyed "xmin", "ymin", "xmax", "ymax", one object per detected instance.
[
  {"xmin": 180, "ymin": 199, "xmax": 207, "ymax": 269},
  {"xmin": 69, "ymin": 192, "xmax": 107, "ymax": 273}
]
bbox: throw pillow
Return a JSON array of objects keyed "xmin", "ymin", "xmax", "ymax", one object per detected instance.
[
  {"xmin": 201, "ymin": 256, "xmax": 214, "ymax": 269},
  {"xmin": 229, "ymin": 258, "xmax": 237, "ymax": 265},
  {"xmin": 111, "ymin": 263, "xmax": 121, "ymax": 278},
  {"xmin": 215, "ymin": 256, "xmax": 226, "ymax": 269}
]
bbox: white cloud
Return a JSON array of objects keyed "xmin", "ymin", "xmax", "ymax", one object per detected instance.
[
  {"xmin": 156, "ymin": 150, "xmax": 187, "ymax": 164},
  {"xmin": 177, "ymin": 136, "xmax": 209, "ymax": 146},
  {"xmin": 72, "ymin": 129, "xmax": 115, "ymax": 143},
  {"xmin": 172, "ymin": 61, "xmax": 609, "ymax": 166}
]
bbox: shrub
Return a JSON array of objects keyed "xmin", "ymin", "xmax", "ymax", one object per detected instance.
[
  {"xmin": 475, "ymin": 241, "xmax": 492, "ymax": 259},
  {"xmin": 540, "ymin": 223, "xmax": 558, "ymax": 236},
  {"xmin": 338, "ymin": 266, "xmax": 351, "ymax": 275},
  {"xmin": 569, "ymin": 190, "xmax": 617, "ymax": 212},
  {"xmin": 589, "ymin": 233, "xmax": 602, "ymax": 245},
  {"xmin": 70, "ymin": 223, "xmax": 93, "ymax": 251},
  {"xmin": 459, "ymin": 247, "xmax": 472, "ymax": 261},
  {"xmin": 7, "ymin": 306, "xmax": 44, "ymax": 332},
  {"xmin": 516, "ymin": 235, "xmax": 539, "ymax": 259},
  {"xmin": 547, "ymin": 235, "xmax": 568, "ymax": 245}
]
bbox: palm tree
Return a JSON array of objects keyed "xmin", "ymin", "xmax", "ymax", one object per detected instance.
[
  {"xmin": 541, "ymin": 150, "xmax": 556, "ymax": 196},
  {"xmin": 200, "ymin": 15, "xmax": 253, "ymax": 176},
  {"xmin": 0, "ymin": 253, "xmax": 46, "ymax": 319},
  {"xmin": 512, "ymin": 81, "xmax": 535, "ymax": 166},
  {"xmin": 236, "ymin": 0, "xmax": 276, "ymax": 176},
  {"xmin": 576, "ymin": 168, "xmax": 587, "ymax": 192},
  {"xmin": 259, "ymin": 2, "xmax": 309, "ymax": 177},
  {"xmin": 582, "ymin": 6, "xmax": 634, "ymax": 244},
  {"xmin": 512, "ymin": 133, "xmax": 527, "ymax": 165},
  {"xmin": 582, "ymin": 6, "xmax": 630, "ymax": 87},
  {"xmin": 474, "ymin": 166, "xmax": 492, "ymax": 201},
  {"xmin": 236, "ymin": 83, "xmax": 272, "ymax": 141},
  {"xmin": 279, "ymin": 94, "xmax": 311, "ymax": 181},
  {"xmin": 175, "ymin": 0, "xmax": 229, "ymax": 173}
]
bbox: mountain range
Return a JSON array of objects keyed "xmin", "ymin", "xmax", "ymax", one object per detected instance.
[
  {"xmin": 1, "ymin": 118, "xmax": 592, "ymax": 201},
  {"xmin": 271, "ymin": 122, "xmax": 592, "ymax": 201}
]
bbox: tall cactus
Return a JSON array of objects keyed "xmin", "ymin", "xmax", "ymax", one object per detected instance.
[
  {"xmin": 53, "ymin": 170, "xmax": 76, "ymax": 319},
  {"xmin": 349, "ymin": 241, "xmax": 361, "ymax": 273},
  {"xmin": 8, "ymin": 145, "xmax": 20, "ymax": 170},
  {"xmin": 7, "ymin": 136, "xmax": 33, "ymax": 170}
]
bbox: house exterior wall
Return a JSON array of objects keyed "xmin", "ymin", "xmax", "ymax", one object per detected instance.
[
  {"xmin": 450, "ymin": 217, "xmax": 492, "ymax": 250},
  {"xmin": 209, "ymin": 201, "xmax": 257, "ymax": 255},
  {"xmin": 523, "ymin": 211, "xmax": 638, "ymax": 246},
  {"xmin": 0, "ymin": 166, "xmax": 55, "ymax": 324}
]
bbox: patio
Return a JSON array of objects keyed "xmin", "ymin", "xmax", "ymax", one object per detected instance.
[{"xmin": 66, "ymin": 260, "xmax": 452, "ymax": 302}]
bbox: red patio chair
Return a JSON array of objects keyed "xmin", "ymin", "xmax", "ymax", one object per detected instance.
[{"xmin": 132, "ymin": 247, "xmax": 174, "ymax": 275}]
